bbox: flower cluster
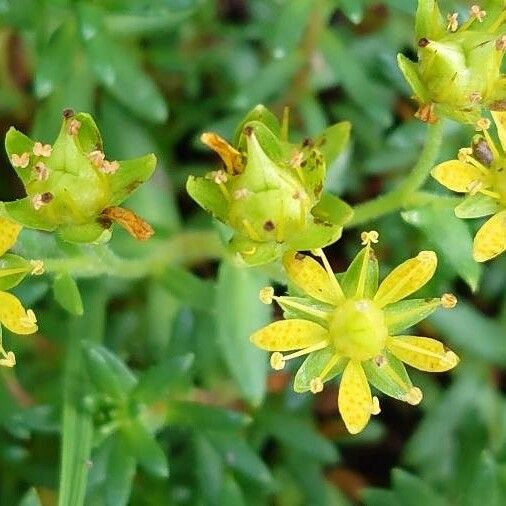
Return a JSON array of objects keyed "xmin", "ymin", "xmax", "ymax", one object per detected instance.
[
  {"xmin": 2, "ymin": 110, "xmax": 157, "ymax": 243},
  {"xmin": 251, "ymin": 233, "xmax": 459, "ymax": 434},
  {"xmin": 398, "ymin": 0, "xmax": 506, "ymax": 123},
  {"xmin": 0, "ymin": 218, "xmax": 41, "ymax": 367},
  {"xmin": 432, "ymin": 113, "xmax": 506, "ymax": 261},
  {"xmin": 186, "ymin": 105, "xmax": 353, "ymax": 266}
]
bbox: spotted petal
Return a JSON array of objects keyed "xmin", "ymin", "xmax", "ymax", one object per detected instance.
[
  {"xmin": 373, "ymin": 251, "xmax": 437, "ymax": 308},
  {"xmin": 0, "ymin": 218, "xmax": 21, "ymax": 256},
  {"xmin": 338, "ymin": 360, "xmax": 375, "ymax": 434},
  {"xmin": 250, "ymin": 319, "xmax": 328, "ymax": 351},
  {"xmin": 473, "ymin": 210, "xmax": 506, "ymax": 262},
  {"xmin": 431, "ymin": 160, "xmax": 486, "ymax": 193},
  {"xmin": 387, "ymin": 335, "xmax": 459, "ymax": 372},
  {"xmin": 283, "ymin": 251, "xmax": 342, "ymax": 304},
  {"xmin": 0, "ymin": 291, "xmax": 37, "ymax": 335}
]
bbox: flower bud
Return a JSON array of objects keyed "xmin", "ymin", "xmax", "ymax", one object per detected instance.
[
  {"xmin": 398, "ymin": 0, "xmax": 506, "ymax": 123},
  {"xmin": 186, "ymin": 105, "xmax": 353, "ymax": 266},
  {"xmin": 3, "ymin": 110, "xmax": 157, "ymax": 243}
]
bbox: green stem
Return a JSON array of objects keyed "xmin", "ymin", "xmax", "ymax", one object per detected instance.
[
  {"xmin": 348, "ymin": 120, "xmax": 444, "ymax": 227},
  {"xmin": 43, "ymin": 230, "xmax": 223, "ymax": 278},
  {"xmin": 58, "ymin": 281, "xmax": 107, "ymax": 506}
]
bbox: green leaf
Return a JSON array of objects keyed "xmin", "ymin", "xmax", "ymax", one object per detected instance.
[
  {"xmin": 121, "ymin": 420, "xmax": 169, "ymax": 478},
  {"xmin": 337, "ymin": 0, "xmax": 365, "ymax": 24},
  {"xmin": 193, "ymin": 434, "xmax": 225, "ymax": 503},
  {"xmin": 215, "ymin": 261, "xmax": 271, "ymax": 406},
  {"xmin": 167, "ymin": 401, "xmax": 251, "ymax": 430},
  {"xmin": 105, "ymin": 435, "xmax": 136, "ymax": 506},
  {"xmin": 218, "ymin": 475, "xmax": 246, "ymax": 506},
  {"xmin": 362, "ymin": 488, "xmax": 402, "ymax": 506},
  {"xmin": 464, "ymin": 452, "xmax": 500, "ymax": 506},
  {"xmin": 392, "ymin": 469, "xmax": 445, "ymax": 506},
  {"xmin": 311, "ymin": 193, "xmax": 354, "ymax": 227},
  {"xmin": 53, "ymin": 272, "xmax": 84, "ymax": 315},
  {"xmin": 78, "ymin": 5, "xmax": 168, "ymax": 123},
  {"xmin": 83, "ymin": 344, "xmax": 137, "ymax": 400},
  {"xmin": 402, "ymin": 203, "xmax": 481, "ymax": 291},
  {"xmin": 384, "ymin": 298, "xmax": 441, "ymax": 335},
  {"xmin": 0, "ymin": 254, "xmax": 31, "ymax": 290},
  {"xmin": 133, "ymin": 354, "xmax": 194, "ymax": 404},
  {"xmin": 206, "ymin": 432, "xmax": 273, "ymax": 486}
]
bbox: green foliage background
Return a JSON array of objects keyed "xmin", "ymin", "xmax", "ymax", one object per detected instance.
[{"xmin": 1, "ymin": 0, "xmax": 505, "ymax": 504}]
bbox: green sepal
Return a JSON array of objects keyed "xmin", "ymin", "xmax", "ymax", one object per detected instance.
[
  {"xmin": 186, "ymin": 175, "xmax": 229, "ymax": 222},
  {"xmin": 311, "ymin": 192, "xmax": 354, "ymax": 227},
  {"xmin": 5, "ymin": 127, "xmax": 35, "ymax": 186},
  {"xmin": 455, "ymin": 194, "xmax": 501, "ymax": 219},
  {"xmin": 72, "ymin": 112, "xmax": 103, "ymax": 154},
  {"xmin": 397, "ymin": 53, "xmax": 428, "ymax": 103},
  {"xmin": 228, "ymin": 235, "xmax": 280, "ymax": 266},
  {"xmin": 341, "ymin": 246, "xmax": 379, "ymax": 299},
  {"xmin": 58, "ymin": 222, "xmax": 111, "ymax": 244},
  {"xmin": 288, "ymin": 216, "xmax": 343, "ymax": 251},
  {"xmin": 277, "ymin": 296, "xmax": 331, "ymax": 326},
  {"xmin": 3, "ymin": 198, "xmax": 56, "ymax": 231},
  {"xmin": 0, "ymin": 253, "xmax": 31, "ymax": 290},
  {"xmin": 414, "ymin": 0, "xmax": 446, "ymax": 41},
  {"xmin": 362, "ymin": 351, "xmax": 413, "ymax": 402},
  {"xmin": 109, "ymin": 154, "xmax": 157, "ymax": 206},
  {"xmin": 384, "ymin": 297, "xmax": 441, "ymax": 335},
  {"xmin": 233, "ymin": 104, "xmax": 281, "ymax": 145},
  {"xmin": 294, "ymin": 348, "xmax": 347, "ymax": 393},
  {"xmin": 314, "ymin": 121, "xmax": 351, "ymax": 167}
]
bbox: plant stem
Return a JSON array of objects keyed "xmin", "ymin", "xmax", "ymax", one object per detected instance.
[
  {"xmin": 348, "ymin": 120, "xmax": 444, "ymax": 227},
  {"xmin": 58, "ymin": 281, "xmax": 107, "ymax": 506},
  {"xmin": 43, "ymin": 230, "xmax": 223, "ymax": 278}
]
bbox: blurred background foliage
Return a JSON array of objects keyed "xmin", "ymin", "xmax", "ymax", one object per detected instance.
[{"xmin": 0, "ymin": 0, "xmax": 506, "ymax": 504}]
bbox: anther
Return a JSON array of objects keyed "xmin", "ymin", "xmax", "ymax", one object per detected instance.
[
  {"xmin": 11, "ymin": 152, "xmax": 30, "ymax": 168},
  {"xmin": 469, "ymin": 5, "xmax": 486, "ymax": 22},
  {"xmin": 32, "ymin": 192, "xmax": 53, "ymax": 210},
  {"xmin": 290, "ymin": 150, "xmax": 304, "ymax": 168},
  {"xmin": 89, "ymin": 150, "xmax": 105, "ymax": 168},
  {"xmin": 441, "ymin": 293, "xmax": 457, "ymax": 309},
  {"xmin": 33, "ymin": 162, "xmax": 49, "ymax": 181},
  {"xmin": 415, "ymin": 103, "xmax": 437, "ymax": 124},
  {"xmin": 371, "ymin": 396, "xmax": 381, "ymax": 415},
  {"xmin": 360, "ymin": 230, "xmax": 379, "ymax": 245},
  {"xmin": 469, "ymin": 91, "xmax": 482, "ymax": 104},
  {"xmin": 475, "ymin": 118, "xmax": 491, "ymax": 132},
  {"xmin": 233, "ymin": 188, "xmax": 250, "ymax": 200},
  {"xmin": 0, "ymin": 351, "xmax": 16, "ymax": 368},
  {"xmin": 68, "ymin": 119, "xmax": 81, "ymax": 135},
  {"xmin": 458, "ymin": 147, "xmax": 473, "ymax": 162},
  {"xmin": 33, "ymin": 142, "xmax": 52, "ymax": 157},
  {"xmin": 270, "ymin": 352, "xmax": 285, "ymax": 370},
  {"xmin": 211, "ymin": 170, "xmax": 228, "ymax": 184},
  {"xmin": 30, "ymin": 260, "xmax": 44, "ymax": 276},
  {"xmin": 467, "ymin": 179, "xmax": 483, "ymax": 195},
  {"xmin": 373, "ymin": 355, "xmax": 387, "ymax": 367},
  {"xmin": 259, "ymin": 286, "xmax": 274, "ymax": 304},
  {"xmin": 496, "ymin": 35, "xmax": 506, "ymax": 51},
  {"xmin": 101, "ymin": 160, "xmax": 119, "ymax": 174},
  {"xmin": 403, "ymin": 387, "xmax": 423, "ymax": 405},
  {"xmin": 310, "ymin": 377, "xmax": 324, "ymax": 394},
  {"xmin": 447, "ymin": 12, "xmax": 458, "ymax": 32}
]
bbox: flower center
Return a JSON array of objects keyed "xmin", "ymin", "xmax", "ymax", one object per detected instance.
[{"xmin": 329, "ymin": 299, "xmax": 388, "ymax": 361}]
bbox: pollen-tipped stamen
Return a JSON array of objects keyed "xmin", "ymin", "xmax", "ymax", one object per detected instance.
[
  {"xmin": 274, "ymin": 295, "xmax": 331, "ymax": 321},
  {"xmin": 270, "ymin": 340, "xmax": 328, "ymax": 371}
]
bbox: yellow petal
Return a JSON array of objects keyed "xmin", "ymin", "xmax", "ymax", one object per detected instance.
[
  {"xmin": 373, "ymin": 251, "xmax": 437, "ymax": 308},
  {"xmin": 387, "ymin": 335, "xmax": 459, "ymax": 372},
  {"xmin": 0, "ymin": 218, "xmax": 21, "ymax": 256},
  {"xmin": 338, "ymin": 360, "xmax": 374, "ymax": 434},
  {"xmin": 492, "ymin": 111, "xmax": 506, "ymax": 154},
  {"xmin": 431, "ymin": 160, "xmax": 485, "ymax": 193},
  {"xmin": 282, "ymin": 251, "xmax": 341, "ymax": 304},
  {"xmin": 250, "ymin": 319, "xmax": 328, "ymax": 351},
  {"xmin": 0, "ymin": 291, "xmax": 37, "ymax": 335},
  {"xmin": 473, "ymin": 210, "xmax": 506, "ymax": 262}
]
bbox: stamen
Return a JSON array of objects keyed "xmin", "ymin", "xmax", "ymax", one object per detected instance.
[
  {"xmin": 313, "ymin": 353, "xmax": 343, "ymax": 387},
  {"xmin": 233, "ymin": 188, "xmax": 250, "ymax": 200},
  {"xmin": 402, "ymin": 386, "xmax": 423, "ymax": 405},
  {"xmin": 475, "ymin": 118, "xmax": 491, "ymax": 132},
  {"xmin": 0, "ymin": 349, "xmax": 15, "ymax": 368},
  {"xmin": 30, "ymin": 260, "xmax": 44, "ymax": 276},
  {"xmin": 479, "ymin": 188, "xmax": 501, "ymax": 200},
  {"xmin": 415, "ymin": 103, "xmax": 437, "ymax": 124},
  {"xmin": 469, "ymin": 5, "xmax": 486, "ymax": 22},
  {"xmin": 458, "ymin": 147, "xmax": 473, "ymax": 162},
  {"xmin": 33, "ymin": 142, "xmax": 52, "ymax": 157},
  {"xmin": 371, "ymin": 396, "xmax": 381, "ymax": 415},
  {"xmin": 270, "ymin": 340, "xmax": 328, "ymax": 371},
  {"xmin": 11, "ymin": 152, "xmax": 30, "ymax": 168},
  {"xmin": 31, "ymin": 192, "xmax": 53, "ymax": 210},
  {"xmin": 391, "ymin": 340, "xmax": 459, "ymax": 366},
  {"xmin": 440, "ymin": 293, "xmax": 457, "ymax": 309},
  {"xmin": 310, "ymin": 377, "xmax": 324, "ymax": 394},
  {"xmin": 469, "ymin": 91, "xmax": 482, "ymax": 104},
  {"xmin": 88, "ymin": 150, "xmax": 106, "ymax": 168},
  {"xmin": 446, "ymin": 12, "xmax": 458, "ymax": 32},
  {"xmin": 467, "ymin": 179, "xmax": 483, "ymax": 195},
  {"xmin": 208, "ymin": 170, "xmax": 231, "ymax": 202},
  {"xmin": 496, "ymin": 35, "xmax": 506, "ymax": 51},
  {"xmin": 463, "ymin": 154, "xmax": 491, "ymax": 178},
  {"xmin": 259, "ymin": 286, "xmax": 274, "ymax": 304},
  {"xmin": 312, "ymin": 248, "xmax": 345, "ymax": 301},
  {"xmin": 273, "ymin": 295, "xmax": 330, "ymax": 320},
  {"xmin": 360, "ymin": 230, "xmax": 379, "ymax": 245},
  {"xmin": 270, "ymin": 352, "xmax": 285, "ymax": 370},
  {"xmin": 101, "ymin": 160, "xmax": 120, "ymax": 174}
]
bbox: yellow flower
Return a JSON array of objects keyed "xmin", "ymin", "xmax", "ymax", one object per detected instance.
[
  {"xmin": 432, "ymin": 113, "xmax": 506, "ymax": 261},
  {"xmin": 0, "ymin": 217, "xmax": 38, "ymax": 367},
  {"xmin": 251, "ymin": 232, "xmax": 459, "ymax": 434}
]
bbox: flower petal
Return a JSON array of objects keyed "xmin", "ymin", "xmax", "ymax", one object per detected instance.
[
  {"xmin": 282, "ymin": 251, "xmax": 341, "ymax": 304},
  {"xmin": 431, "ymin": 160, "xmax": 485, "ymax": 193},
  {"xmin": 387, "ymin": 335, "xmax": 459, "ymax": 372},
  {"xmin": 373, "ymin": 251, "xmax": 437, "ymax": 308},
  {"xmin": 0, "ymin": 291, "xmax": 37, "ymax": 335},
  {"xmin": 473, "ymin": 210, "xmax": 506, "ymax": 262},
  {"xmin": 0, "ymin": 218, "xmax": 22, "ymax": 256},
  {"xmin": 492, "ymin": 111, "xmax": 506, "ymax": 153},
  {"xmin": 250, "ymin": 319, "xmax": 328, "ymax": 351},
  {"xmin": 338, "ymin": 360, "xmax": 374, "ymax": 434}
]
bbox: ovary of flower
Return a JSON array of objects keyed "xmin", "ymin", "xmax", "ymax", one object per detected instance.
[
  {"xmin": 11, "ymin": 152, "xmax": 30, "ymax": 168},
  {"xmin": 447, "ymin": 12, "xmax": 458, "ymax": 32},
  {"xmin": 29, "ymin": 260, "xmax": 44, "ymax": 276},
  {"xmin": 33, "ymin": 141, "xmax": 52, "ymax": 157}
]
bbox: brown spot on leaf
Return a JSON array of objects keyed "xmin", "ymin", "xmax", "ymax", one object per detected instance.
[{"xmin": 263, "ymin": 220, "xmax": 275, "ymax": 231}]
